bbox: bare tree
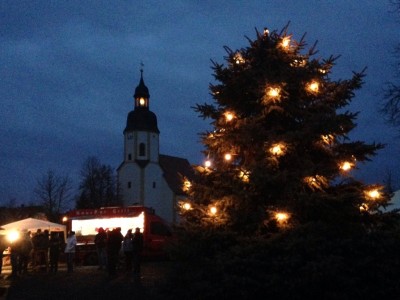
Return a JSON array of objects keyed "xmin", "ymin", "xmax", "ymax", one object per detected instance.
[
  {"xmin": 381, "ymin": 0, "xmax": 400, "ymax": 129},
  {"xmin": 76, "ymin": 156, "xmax": 121, "ymax": 209},
  {"xmin": 34, "ymin": 170, "xmax": 73, "ymax": 221}
]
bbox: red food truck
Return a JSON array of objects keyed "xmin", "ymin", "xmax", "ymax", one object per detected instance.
[{"xmin": 63, "ymin": 206, "xmax": 173, "ymax": 265}]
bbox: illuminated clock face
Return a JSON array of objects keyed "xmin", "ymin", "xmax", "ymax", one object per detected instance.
[{"xmin": 139, "ymin": 97, "xmax": 146, "ymax": 106}]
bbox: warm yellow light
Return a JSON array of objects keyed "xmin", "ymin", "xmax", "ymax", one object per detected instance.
[
  {"xmin": 319, "ymin": 68, "xmax": 327, "ymax": 74},
  {"xmin": 307, "ymin": 81, "xmax": 319, "ymax": 93},
  {"xmin": 360, "ymin": 203, "xmax": 369, "ymax": 212},
  {"xmin": 304, "ymin": 175, "xmax": 328, "ymax": 190},
  {"xmin": 234, "ymin": 53, "xmax": 245, "ymax": 64},
  {"xmin": 224, "ymin": 153, "xmax": 232, "ymax": 161},
  {"xmin": 62, "ymin": 216, "xmax": 68, "ymax": 223},
  {"xmin": 291, "ymin": 58, "xmax": 307, "ymax": 67},
  {"xmin": 365, "ymin": 189, "xmax": 381, "ymax": 200},
  {"xmin": 239, "ymin": 170, "xmax": 250, "ymax": 183},
  {"xmin": 183, "ymin": 180, "xmax": 192, "ymax": 191},
  {"xmin": 7, "ymin": 231, "xmax": 20, "ymax": 243},
  {"xmin": 264, "ymin": 28, "xmax": 270, "ymax": 36},
  {"xmin": 210, "ymin": 206, "xmax": 217, "ymax": 215},
  {"xmin": 281, "ymin": 37, "xmax": 291, "ymax": 49},
  {"xmin": 340, "ymin": 161, "xmax": 353, "ymax": 171},
  {"xmin": 267, "ymin": 87, "xmax": 281, "ymax": 98},
  {"xmin": 275, "ymin": 212, "xmax": 289, "ymax": 222},
  {"xmin": 224, "ymin": 112, "xmax": 235, "ymax": 122},
  {"xmin": 204, "ymin": 160, "xmax": 212, "ymax": 168},
  {"xmin": 182, "ymin": 202, "xmax": 191, "ymax": 210},
  {"xmin": 270, "ymin": 143, "xmax": 285, "ymax": 156},
  {"xmin": 321, "ymin": 134, "xmax": 334, "ymax": 145},
  {"xmin": 139, "ymin": 97, "xmax": 146, "ymax": 106}
]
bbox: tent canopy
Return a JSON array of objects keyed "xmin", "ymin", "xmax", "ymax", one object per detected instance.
[{"xmin": 1, "ymin": 218, "xmax": 66, "ymax": 236}]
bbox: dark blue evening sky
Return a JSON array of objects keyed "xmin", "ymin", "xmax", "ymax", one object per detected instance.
[{"xmin": 1, "ymin": 0, "xmax": 400, "ymax": 206}]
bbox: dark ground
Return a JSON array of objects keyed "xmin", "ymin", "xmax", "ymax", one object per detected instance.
[{"xmin": 0, "ymin": 261, "xmax": 172, "ymax": 300}]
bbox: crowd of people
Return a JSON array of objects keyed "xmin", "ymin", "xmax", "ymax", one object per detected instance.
[
  {"xmin": 95, "ymin": 227, "xmax": 144, "ymax": 278},
  {"xmin": 0, "ymin": 226, "xmax": 144, "ymax": 279}
]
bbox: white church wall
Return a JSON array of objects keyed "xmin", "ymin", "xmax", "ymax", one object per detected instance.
[
  {"xmin": 143, "ymin": 163, "xmax": 174, "ymax": 223},
  {"xmin": 118, "ymin": 163, "xmax": 141, "ymax": 205}
]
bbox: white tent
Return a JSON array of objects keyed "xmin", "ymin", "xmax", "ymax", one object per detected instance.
[{"xmin": 1, "ymin": 218, "xmax": 66, "ymax": 239}]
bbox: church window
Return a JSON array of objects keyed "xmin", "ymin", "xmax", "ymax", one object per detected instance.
[
  {"xmin": 153, "ymin": 182, "xmax": 156, "ymax": 188},
  {"xmin": 128, "ymin": 182, "xmax": 132, "ymax": 189},
  {"xmin": 128, "ymin": 154, "xmax": 132, "ymax": 160},
  {"xmin": 139, "ymin": 143, "xmax": 146, "ymax": 156}
]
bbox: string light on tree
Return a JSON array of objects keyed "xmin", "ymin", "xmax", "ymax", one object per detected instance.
[
  {"xmin": 234, "ymin": 52, "xmax": 245, "ymax": 64},
  {"xmin": 204, "ymin": 159, "xmax": 212, "ymax": 168},
  {"xmin": 224, "ymin": 153, "xmax": 232, "ymax": 161},
  {"xmin": 321, "ymin": 134, "xmax": 335, "ymax": 145},
  {"xmin": 224, "ymin": 111, "xmax": 235, "ymax": 122},
  {"xmin": 263, "ymin": 86, "xmax": 282, "ymax": 104},
  {"xmin": 280, "ymin": 36, "xmax": 291, "ymax": 50},
  {"xmin": 209, "ymin": 206, "xmax": 217, "ymax": 216},
  {"xmin": 182, "ymin": 202, "xmax": 192, "ymax": 211},
  {"xmin": 239, "ymin": 170, "xmax": 250, "ymax": 183},
  {"xmin": 365, "ymin": 188, "xmax": 381, "ymax": 201},
  {"xmin": 340, "ymin": 161, "xmax": 354, "ymax": 171},
  {"xmin": 275, "ymin": 212, "xmax": 289, "ymax": 223},
  {"xmin": 183, "ymin": 179, "xmax": 192, "ymax": 192},
  {"xmin": 307, "ymin": 80, "xmax": 320, "ymax": 93},
  {"xmin": 270, "ymin": 143, "xmax": 286, "ymax": 156}
]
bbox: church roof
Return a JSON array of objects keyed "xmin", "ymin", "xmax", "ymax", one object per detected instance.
[
  {"xmin": 124, "ymin": 109, "xmax": 160, "ymax": 133},
  {"xmin": 134, "ymin": 74, "xmax": 150, "ymax": 99},
  {"xmin": 159, "ymin": 154, "xmax": 195, "ymax": 195}
]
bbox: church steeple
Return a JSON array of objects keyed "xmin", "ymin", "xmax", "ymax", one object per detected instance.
[
  {"xmin": 134, "ymin": 69, "xmax": 150, "ymax": 109},
  {"xmin": 124, "ymin": 70, "xmax": 159, "ymax": 134}
]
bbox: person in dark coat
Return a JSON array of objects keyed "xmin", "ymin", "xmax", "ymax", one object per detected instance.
[
  {"xmin": 132, "ymin": 227, "xmax": 144, "ymax": 276},
  {"xmin": 49, "ymin": 233, "xmax": 63, "ymax": 273},
  {"xmin": 18, "ymin": 231, "xmax": 33, "ymax": 274},
  {"xmin": 122, "ymin": 229, "xmax": 133, "ymax": 272},
  {"xmin": 94, "ymin": 227, "xmax": 107, "ymax": 270},
  {"xmin": 106, "ymin": 227, "xmax": 123, "ymax": 277}
]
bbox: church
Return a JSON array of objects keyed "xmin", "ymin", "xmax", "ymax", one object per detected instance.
[{"xmin": 117, "ymin": 70, "xmax": 194, "ymax": 224}]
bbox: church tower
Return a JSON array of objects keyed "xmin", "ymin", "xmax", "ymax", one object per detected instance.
[
  {"xmin": 117, "ymin": 69, "xmax": 195, "ymax": 224},
  {"xmin": 118, "ymin": 70, "xmax": 160, "ymax": 206}
]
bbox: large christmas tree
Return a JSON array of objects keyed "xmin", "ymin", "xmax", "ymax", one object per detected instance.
[
  {"xmin": 181, "ymin": 24, "xmax": 390, "ymax": 233},
  {"xmin": 161, "ymin": 24, "xmax": 400, "ymax": 300}
]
